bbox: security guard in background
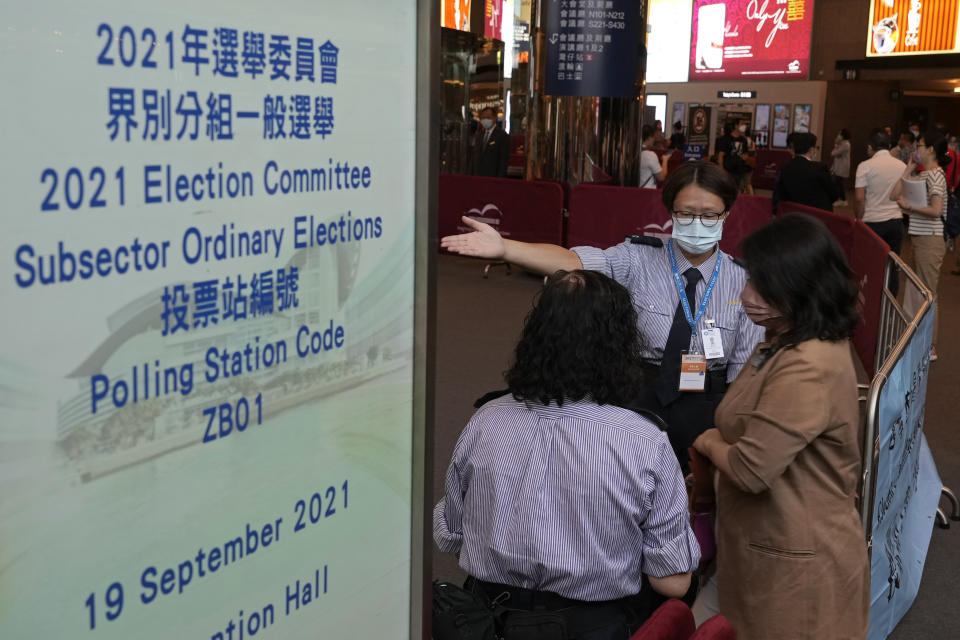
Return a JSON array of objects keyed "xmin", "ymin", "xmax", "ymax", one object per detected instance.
[
  {"xmin": 441, "ymin": 161, "xmax": 764, "ymax": 471},
  {"xmin": 471, "ymin": 107, "xmax": 510, "ymax": 178}
]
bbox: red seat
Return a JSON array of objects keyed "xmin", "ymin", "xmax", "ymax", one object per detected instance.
[
  {"xmin": 689, "ymin": 615, "xmax": 737, "ymax": 640},
  {"xmin": 629, "ymin": 598, "xmax": 695, "ymax": 640}
]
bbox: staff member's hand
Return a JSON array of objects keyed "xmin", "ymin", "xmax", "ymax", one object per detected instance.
[{"xmin": 440, "ymin": 216, "xmax": 506, "ymax": 259}]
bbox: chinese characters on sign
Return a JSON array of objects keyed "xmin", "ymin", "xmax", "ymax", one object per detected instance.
[
  {"xmin": 100, "ymin": 24, "xmax": 339, "ymax": 142},
  {"xmin": 544, "ymin": 0, "xmax": 641, "ymax": 98}
]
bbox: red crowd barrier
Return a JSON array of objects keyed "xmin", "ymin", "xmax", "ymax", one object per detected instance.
[
  {"xmin": 566, "ymin": 185, "xmax": 772, "ymax": 257},
  {"xmin": 752, "ymin": 149, "xmax": 792, "ymax": 190},
  {"xmin": 438, "ymin": 174, "xmax": 564, "ymax": 249},
  {"xmin": 779, "ymin": 201, "xmax": 888, "ymax": 376}
]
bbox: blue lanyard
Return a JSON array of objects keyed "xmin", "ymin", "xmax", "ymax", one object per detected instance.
[{"xmin": 667, "ymin": 240, "xmax": 723, "ymax": 335}]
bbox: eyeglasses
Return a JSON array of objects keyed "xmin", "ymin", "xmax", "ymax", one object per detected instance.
[{"xmin": 671, "ymin": 211, "xmax": 726, "ymax": 227}]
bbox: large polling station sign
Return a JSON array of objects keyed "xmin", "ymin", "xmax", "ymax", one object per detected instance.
[{"xmin": 0, "ymin": 2, "xmax": 421, "ymax": 638}]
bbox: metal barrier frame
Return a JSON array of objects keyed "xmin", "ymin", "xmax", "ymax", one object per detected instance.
[{"xmin": 859, "ymin": 253, "xmax": 945, "ymax": 553}]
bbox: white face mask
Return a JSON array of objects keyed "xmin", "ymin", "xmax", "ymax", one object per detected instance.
[
  {"xmin": 672, "ymin": 219, "xmax": 724, "ymax": 255},
  {"xmin": 481, "ymin": 118, "xmax": 494, "ymax": 130},
  {"xmin": 738, "ymin": 125, "xmax": 747, "ymax": 133}
]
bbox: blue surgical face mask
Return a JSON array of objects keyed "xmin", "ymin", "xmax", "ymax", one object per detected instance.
[
  {"xmin": 481, "ymin": 118, "xmax": 494, "ymax": 130},
  {"xmin": 672, "ymin": 219, "xmax": 724, "ymax": 255}
]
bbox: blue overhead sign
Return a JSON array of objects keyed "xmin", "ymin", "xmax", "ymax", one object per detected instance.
[{"xmin": 544, "ymin": 0, "xmax": 641, "ymax": 98}]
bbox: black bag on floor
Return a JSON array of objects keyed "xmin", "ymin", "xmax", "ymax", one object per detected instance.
[{"xmin": 432, "ymin": 581, "xmax": 497, "ymax": 640}]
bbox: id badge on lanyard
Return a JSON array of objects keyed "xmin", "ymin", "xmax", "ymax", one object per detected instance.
[{"xmin": 669, "ymin": 243, "xmax": 723, "ymax": 393}]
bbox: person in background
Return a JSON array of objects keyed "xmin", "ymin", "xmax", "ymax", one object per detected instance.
[
  {"xmin": 854, "ymin": 129, "xmax": 906, "ymax": 295},
  {"xmin": 440, "ymin": 162, "xmax": 765, "ymax": 472},
  {"xmin": 891, "ymin": 128, "xmax": 951, "ymax": 361},
  {"xmin": 435, "ymin": 270, "xmax": 699, "ymax": 637},
  {"xmin": 830, "ymin": 129, "xmax": 852, "ymax": 205},
  {"xmin": 640, "ymin": 124, "xmax": 674, "ymax": 188},
  {"xmin": 740, "ymin": 126, "xmax": 757, "ymax": 195},
  {"xmin": 892, "ymin": 131, "xmax": 916, "ymax": 165},
  {"xmin": 471, "ymin": 106, "xmax": 509, "ymax": 178},
  {"xmin": 716, "ymin": 119, "xmax": 750, "ymax": 192},
  {"xmin": 693, "ymin": 213, "xmax": 869, "ymax": 640},
  {"xmin": 772, "ymin": 133, "xmax": 842, "ymax": 212},
  {"xmin": 669, "ymin": 121, "xmax": 686, "ymax": 151}
]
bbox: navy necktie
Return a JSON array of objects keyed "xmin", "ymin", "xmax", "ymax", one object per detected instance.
[{"xmin": 657, "ymin": 267, "xmax": 703, "ymax": 406}]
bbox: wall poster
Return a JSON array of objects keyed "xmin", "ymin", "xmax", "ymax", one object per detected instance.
[
  {"xmin": 772, "ymin": 103, "xmax": 791, "ymax": 148},
  {"xmin": 793, "ymin": 104, "xmax": 812, "ymax": 133},
  {"xmin": 754, "ymin": 103, "xmax": 771, "ymax": 148}
]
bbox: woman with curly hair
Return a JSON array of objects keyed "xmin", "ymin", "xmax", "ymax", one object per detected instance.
[
  {"xmin": 693, "ymin": 214, "xmax": 869, "ymax": 639},
  {"xmin": 434, "ymin": 270, "xmax": 700, "ymax": 639}
]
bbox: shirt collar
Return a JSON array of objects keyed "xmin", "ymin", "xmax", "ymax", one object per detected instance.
[
  {"xmin": 670, "ymin": 239, "xmax": 720, "ymax": 282},
  {"xmin": 874, "ymin": 149, "xmax": 891, "ymax": 158}
]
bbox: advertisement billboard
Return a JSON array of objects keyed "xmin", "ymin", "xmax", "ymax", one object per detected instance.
[
  {"xmin": 0, "ymin": 1, "xmax": 421, "ymax": 638},
  {"xmin": 444, "ymin": 0, "xmax": 472, "ymax": 31},
  {"xmin": 689, "ymin": 0, "xmax": 814, "ymax": 80},
  {"xmin": 647, "ymin": 0, "xmax": 693, "ymax": 82},
  {"xmin": 485, "ymin": 0, "xmax": 504, "ymax": 39},
  {"xmin": 866, "ymin": 0, "xmax": 960, "ymax": 57}
]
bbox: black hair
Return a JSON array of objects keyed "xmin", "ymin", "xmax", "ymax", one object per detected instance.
[
  {"xmin": 786, "ymin": 132, "xmax": 797, "ymax": 150},
  {"xmin": 661, "ymin": 161, "xmax": 739, "ymax": 212},
  {"xmin": 740, "ymin": 213, "xmax": 860, "ymax": 349},
  {"xmin": 792, "ymin": 132, "xmax": 817, "ymax": 155},
  {"xmin": 479, "ymin": 106, "xmax": 496, "ymax": 118},
  {"xmin": 723, "ymin": 121, "xmax": 735, "ymax": 135},
  {"xmin": 920, "ymin": 128, "xmax": 952, "ymax": 168},
  {"xmin": 673, "ymin": 120, "xmax": 684, "ymax": 131},
  {"xmin": 901, "ymin": 131, "xmax": 916, "ymax": 144},
  {"xmin": 839, "ymin": 129, "xmax": 851, "ymax": 141},
  {"xmin": 641, "ymin": 124, "xmax": 656, "ymax": 142},
  {"xmin": 869, "ymin": 129, "xmax": 892, "ymax": 150},
  {"xmin": 506, "ymin": 270, "xmax": 646, "ymax": 407}
]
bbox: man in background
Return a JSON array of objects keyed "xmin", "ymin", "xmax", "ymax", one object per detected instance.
[
  {"xmin": 773, "ymin": 133, "xmax": 842, "ymax": 213},
  {"xmin": 854, "ymin": 129, "xmax": 906, "ymax": 293},
  {"xmin": 892, "ymin": 131, "xmax": 916, "ymax": 164},
  {"xmin": 472, "ymin": 107, "xmax": 509, "ymax": 178},
  {"xmin": 716, "ymin": 119, "xmax": 749, "ymax": 190}
]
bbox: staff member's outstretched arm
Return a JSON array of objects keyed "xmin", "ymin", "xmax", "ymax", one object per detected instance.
[{"xmin": 440, "ymin": 216, "xmax": 583, "ymax": 274}]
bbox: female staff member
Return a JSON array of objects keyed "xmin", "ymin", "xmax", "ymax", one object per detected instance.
[
  {"xmin": 693, "ymin": 214, "xmax": 869, "ymax": 640},
  {"xmin": 434, "ymin": 271, "xmax": 699, "ymax": 638},
  {"xmin": 441, "ymin": 162, "xmax": 764, "ymax": 470},
  {"xmin": 891, "ymin": 128, "xmax": 951, "ymax": 361}
]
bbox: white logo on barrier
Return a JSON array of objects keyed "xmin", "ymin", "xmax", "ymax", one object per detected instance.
[
  {"xmin": 643, "ymin": 220, "xmax": 673, "ymax": 243},
  {"xmin": 788, "ymin": 59, "xmax": 801, "ymax": 72},
  {"xmin": 458, "ymin": 203, "xmax": 511, "ymax": 237}
]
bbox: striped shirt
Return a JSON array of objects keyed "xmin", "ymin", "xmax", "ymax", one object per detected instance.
[
  {"xmin": 433, "ymin": 396, "xmax": 700, "ymax": 601},
  {"xmin": 908, "ymin": 168, "xmax": 946, "ymax": 236},
  {"xmin": 573, "ymin": 239, "xmax": 764, "ymax": 381}
]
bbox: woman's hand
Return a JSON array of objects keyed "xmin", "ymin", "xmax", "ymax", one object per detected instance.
[
  {"xmin": 693, "ymin": 428, "xmax": 722, "ymax": 460},
  {"xmin": 896, "ymin": 196, "xmax": 910, "ymax": 212},
  {"xmin": 905, "ymin": 158, "xmax": 917, "ymax": 175},
  {"xmin": 440, "ymin": 216, "xmax": 506, "ymax": 259}
]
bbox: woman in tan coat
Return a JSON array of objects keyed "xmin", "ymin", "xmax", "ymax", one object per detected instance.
[{"xmin": 693, "ymin": 213, "xmax": 869, "ymax": 639}]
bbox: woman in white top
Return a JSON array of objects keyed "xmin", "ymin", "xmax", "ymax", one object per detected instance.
[
  {"xmin": 830, "ymin": 129, "xmax": 851, "ymax": 205},
  {"xmin": 891, "ymin": 128, "xmax": 950, "ymax": 359},
  {"xmin": 639, "ymin": 124, "xmax": 674, "ymax": 189}
]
